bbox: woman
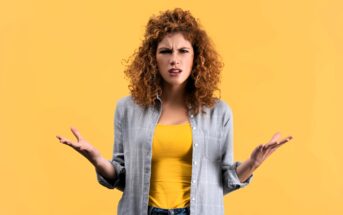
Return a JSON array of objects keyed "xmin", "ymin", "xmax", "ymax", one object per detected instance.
[{"xmin": 56, "ymin": 8, "xmax": 293, "ymax": 215}]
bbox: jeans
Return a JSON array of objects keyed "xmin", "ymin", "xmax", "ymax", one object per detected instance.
[{"xmin": 147, "ymin": 205, "xmax": 190, "ymax": 215}]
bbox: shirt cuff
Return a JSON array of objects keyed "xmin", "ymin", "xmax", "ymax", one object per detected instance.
[
  {"xmin": 223, "ymin": 161, "xmax": 253, "ymax": 194},
  {"xmin": 96, "ymin": 160, "xmax": 125, "ymax": 191}
]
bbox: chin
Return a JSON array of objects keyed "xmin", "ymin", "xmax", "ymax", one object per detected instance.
[{"xmin": 164, "ymin": 80, "xmax": 187, "ymax": 87}]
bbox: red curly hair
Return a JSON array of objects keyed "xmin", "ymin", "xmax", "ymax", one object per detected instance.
[{"xmin": 123, "ymin": 8, "xmax": 224, "ymax": 116}]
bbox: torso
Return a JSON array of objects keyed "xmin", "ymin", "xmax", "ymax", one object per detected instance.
[{"xmin": 157, "ymin": 103, "xmax": 189, "ymax": 125}]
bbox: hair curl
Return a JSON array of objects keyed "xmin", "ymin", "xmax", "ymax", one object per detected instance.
[{"xmin": 123, "ymin": 8, "xmax": 224, "ymax": 116}]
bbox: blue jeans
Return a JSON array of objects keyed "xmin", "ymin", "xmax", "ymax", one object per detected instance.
[{"xmin": 147, "ymin": 205, "xmax": 190, "ymax": 215}]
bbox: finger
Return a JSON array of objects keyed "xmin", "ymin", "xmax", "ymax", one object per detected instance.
[
  {"xmin": 264, "ymin": 143, "xmax": 283, "ymax": 157},
  {"xmin": 70, "ymin": 127, "xmax": 83, "ymax": 142},
  {"xmin": 261, "ymin": 141, "xmax": 281, "ymax": 154},
  {"xmin": 264, "ymin": 141, "xmax": 284, "ymax": 156},
  {"xmin": 264, "ymin": 147, "xmax": 276, "ymax": 158},
  {"xmin": 268, "ymin": 140, "xmax": 287, "ymax": 151},
  {"xmin": 264, "ymin": 136, "xmax": 293, "ymax": 157},
  {"xmin": 267, "ymin": 135, "xmax": 293, "ymax": 148},
  {"xmin": 56, "ymin": 135, "xmax": 76, "ymax": 147},
  {"xmin": 263, "ymin": 137, "xmax": 282, "ymax": 150},
  {"xmin": 261, "ymin": 146, "xmax": 270, "ymax": 155},
  {"xmin": 254, "ymin": 144, "xmax": 264, "ymax": 154},
  {"xmin": 279, "ymin": 136, "xmax": 293, "ymax": 144},
  {"xmin": 268, "ymin": 132, "xmax": 281, "ymax": 144},
  {"xmin": 56, "ymin": 135, "xmax": 64, "ymax": 142},
  {"xmin": 264, "ymin": 132, "xmax": 281, "ymax": 148},
  {"xmin": 263, "ymin": 143, "xmax": 276, "ymax": 154},
  {"xmin": 261, "ymin": 144, "xmax": 272, "ymax": 152},
  {"xmin": 270, "ymin": 136, "xmax": 291, "ymax": 147},
  {"xmin": 57, "ymin": 136, "xmax": 72, "ymax": 145},
  {"xmin": 264, "ymin": 141, "xmax": 278, "ymax": 148}
]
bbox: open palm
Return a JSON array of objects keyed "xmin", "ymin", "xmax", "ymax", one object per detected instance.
[
  {"xmin": 56, "ymin": 127, "xmax": 101, "ymax": 164},
  {"xmin": 250, "ymin": 132, "xmax": 293, "ymax": 167}
]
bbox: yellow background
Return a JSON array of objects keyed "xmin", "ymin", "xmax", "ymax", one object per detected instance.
[{"xmin": 1, "ymin": 0, "xmax": 342, "ymax": 214}]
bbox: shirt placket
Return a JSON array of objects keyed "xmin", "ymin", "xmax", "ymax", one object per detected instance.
[
  {"xmin": 143, "ymin": 96, "xmax": 164, "ymax": 214},
  {"xmin": 188, "ymin": 110, "xmax": 198, "ymax": 215},
  {"xmin": 143, "ymin": 96, "xmax": 199, "ymax": 215}
]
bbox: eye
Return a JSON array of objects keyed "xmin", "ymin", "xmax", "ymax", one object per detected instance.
[
  {"xmin": 160, "ymin": 50, "xmax": 172, "ymax": 54},
  {"xmin": 180, "ymin": 49, "xmax": 189, "ymax": 53}
]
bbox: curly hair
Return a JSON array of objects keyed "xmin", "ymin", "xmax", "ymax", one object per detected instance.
[{"xmin": 123, "ymin": 8, "xmax": 224, "ymax": 116}]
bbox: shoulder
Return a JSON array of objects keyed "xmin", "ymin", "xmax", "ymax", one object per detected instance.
[
  {"xmin": 115, "ymin": 95, "xmax": 147, "ymax": 114},
  {"xmin": 209, "ymin": 99, "xmax": 233, "ymax": 117},
  {"xmin": 208, "ymin": 99, "xmax": 233, "ymax": 127},
  {"xmin": 113, "ymin": 96, "xmax": 137, "ymax": 121},
  {"xmin": 199, "ymin": 99, "xmax": 233, "ymax": 128},
  {"xmin": 116, "ymin": 95, "xmax": 134, "ymax": 108}
]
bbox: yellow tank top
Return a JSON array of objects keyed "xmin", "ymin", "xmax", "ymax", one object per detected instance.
[{"xmin": 148, "ymin": 122, "xmax": 193, "ymax": 209}]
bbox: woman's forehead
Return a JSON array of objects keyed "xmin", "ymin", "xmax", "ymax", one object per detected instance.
[{"xmin": 157, "ymin": 32, "xmax": 192, "ymax": 48}]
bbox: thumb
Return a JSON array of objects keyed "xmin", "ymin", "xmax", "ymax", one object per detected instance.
[
  {"xmin": 70, "ymin": 127, "xmax": 83, "ymax": 142},
  {"xmin": 268, "ymin": 132, "xmax": 281, "ymax": 144}
]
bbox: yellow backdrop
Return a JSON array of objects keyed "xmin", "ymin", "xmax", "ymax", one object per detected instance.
[{"xmin": 1, "ymin": 0, "xmax": 342, "ymax": 214}]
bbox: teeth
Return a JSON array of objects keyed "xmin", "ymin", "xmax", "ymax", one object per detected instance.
[{"xmin": 170, "ymin": 69, "xmax": 181, "ymax": 73}]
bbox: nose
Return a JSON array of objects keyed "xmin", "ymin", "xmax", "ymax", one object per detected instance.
[{"xmin": 170, "ymin": 52, "xmax": 179, "ymax": 65}]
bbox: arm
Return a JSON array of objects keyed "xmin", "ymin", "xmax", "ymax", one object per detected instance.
[
  {"xmin": 235, "ymin": 158, "xmax": 258, "ymax": 183},
  {"xmin": 221, "ymin": 103, "xmax": 253, "ymax": 195},
  {"xmin": 236, "ymin": 132, "xmax": 293, "ymax": 183},
  {"xmin": 56, "ymin": 101, "xmax": 126, "ymax": 191},
  {"xmin": 220, "ymin": 102, "xmax": 293, "ymax": 193},
  {"xmin": 93, "ymin": 156, "xmax": 116, "ymax": 182},
  {"xmin": 95, "ymin": 101, "xmax": 126, "ymax": 191}
]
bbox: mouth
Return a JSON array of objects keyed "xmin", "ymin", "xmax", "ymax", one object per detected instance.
[{"xmin": 168, "ymin": 68, "xmax": 182, "ymax": 73}]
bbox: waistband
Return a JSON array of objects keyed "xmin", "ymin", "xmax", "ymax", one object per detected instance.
[{"xmin": 147, "ymin": 205, "xmax": 190, "ymax": 215}]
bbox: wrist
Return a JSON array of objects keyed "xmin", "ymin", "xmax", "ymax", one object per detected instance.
[
  {"xmin": 91, "ymin": 155, "xmax": 105, "ymax": 167},
  {"xmin": 248, "ymin": 158, "xmax": 260, "ymax": 170}
]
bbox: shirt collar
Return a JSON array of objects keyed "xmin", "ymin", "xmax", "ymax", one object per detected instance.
[{"xmin": 155, "ymin": 94, "xmax": 192, "ymax": 110}]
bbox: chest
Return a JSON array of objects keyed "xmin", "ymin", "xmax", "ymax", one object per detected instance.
[
  {"xmin": 157, "ymin": 104, "xmax": 189, "ymax": 125},
  {"xmin": 121, "ymin": 103, "xmax": 225, "ymax": 158}
]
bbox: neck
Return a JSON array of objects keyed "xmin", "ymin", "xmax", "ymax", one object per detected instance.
[{"xmin": 161, "ymin": 82, "xmax": 187, "ymax": 107}]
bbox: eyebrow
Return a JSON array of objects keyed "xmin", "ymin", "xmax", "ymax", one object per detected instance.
[{"xmin": 157, "ymin": 47, "xmax": 191, "ymax": 51}]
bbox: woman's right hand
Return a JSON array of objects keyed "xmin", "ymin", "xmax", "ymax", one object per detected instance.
[{"xmin": 56, "ymin": 127, "xmax": 102, "ymax": 165}]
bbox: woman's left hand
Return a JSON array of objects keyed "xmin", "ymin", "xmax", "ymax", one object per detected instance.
[{"xmin": 249, "ymin": 132, "xmax": 293, "ymax": 168}]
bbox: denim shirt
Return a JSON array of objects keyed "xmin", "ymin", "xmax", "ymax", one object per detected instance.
[{"xmin": 96, "ymin": 95, "xmax": 253, "ymax": 215}]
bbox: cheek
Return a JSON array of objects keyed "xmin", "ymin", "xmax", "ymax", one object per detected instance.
[
  {"xmin": 156, "ymin": 57, "xmax": 167, "ymax": 69},
  {"xmin": 187, "ymin": 56, "xmax": 194, "ymax": 67}
]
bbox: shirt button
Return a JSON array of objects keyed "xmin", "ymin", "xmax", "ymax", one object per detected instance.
[
  {"xmin": 193, "ymin": 161, "xmax": 197, "ymax": 165},
  {"xmin": 192, "ymin": 197, "xmax": 195, "ymax": 201},
  {"xmin": 192, "ymin": 179, "xmax": 196, "ymax": 183},
  {"xmin": 193, "ymin": 126, "xmax": 196, "ymax": 130},
  {"xmin": 194, "ymin": 143, "xmax": 198, "ymax": 147},
  {"xmin": 190, "ymin": 114, "xmax": 194, "ymax": 118}
]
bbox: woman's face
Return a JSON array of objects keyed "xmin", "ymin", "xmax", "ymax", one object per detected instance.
[{"xmin": 156, "ymin": 32, "xmax": 194, "ymax": 88}]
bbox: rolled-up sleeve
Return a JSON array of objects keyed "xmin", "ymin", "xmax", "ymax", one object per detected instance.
[
  {"xmin": 96, "ymin": 101, "xmax": 126, "ymax": 192},
  {"xmin": 221, "ymin": 103, "xmax": 253, "ymax": 195}
]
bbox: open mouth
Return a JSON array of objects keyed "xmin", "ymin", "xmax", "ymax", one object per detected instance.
[{"xmin": 168, "ymin": 69, "xmax": 182, "ymax": 73}]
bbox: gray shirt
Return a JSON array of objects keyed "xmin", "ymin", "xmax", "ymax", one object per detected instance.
[{"xmin": 96, "ymin": 95, "xmax": 253, "ymax": 215}]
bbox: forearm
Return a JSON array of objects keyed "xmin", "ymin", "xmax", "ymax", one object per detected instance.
[
  {"xmin": 235, "ymin": 158, "xmax": 259, "ymax": 183},
  {"xmin": 92, "ymin": 156, "xmax": 116, "ymax": 181}
]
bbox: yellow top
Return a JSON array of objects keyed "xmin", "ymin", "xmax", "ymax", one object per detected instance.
[{"xmin": 148, "ymin": 122, "xmax": 193, "ymax": 209}]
